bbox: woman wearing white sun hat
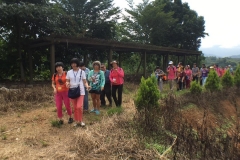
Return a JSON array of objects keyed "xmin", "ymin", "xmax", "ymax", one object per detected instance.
[{"xmin": 167, "ymin": 61, "xmax": 177, "ymax": 90}]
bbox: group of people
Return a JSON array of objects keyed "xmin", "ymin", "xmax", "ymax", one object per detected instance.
[
  {"xmin": 155, "ymin": 61, "xmax": 234, "ymax": 91},
  {"xmin": 51, "ymin": 58, "xmax": 124, "ymax": 127}
]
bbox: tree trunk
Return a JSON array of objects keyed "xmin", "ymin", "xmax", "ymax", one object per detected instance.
[{"xmin": 17, "ymin": 17, "xmax": 25, "ymax": 81}]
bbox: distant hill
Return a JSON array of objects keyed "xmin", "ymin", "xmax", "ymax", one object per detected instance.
[{"xmin": 230, "ymin": 55, "xmax": 240, "ymax": 58}]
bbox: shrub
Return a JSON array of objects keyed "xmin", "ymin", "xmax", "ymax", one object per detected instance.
[
  {"xmin": 190, "ymin": 81, "xmax": 202, "ymax": 94},
  {"xmin": 135, "ymin": 75, "xmax": 160, "ymax": 111},
  {"xmin": 221, "ymin": 70, "xmax": 234, "ymax": 88},
  {"xmin": 234, "ymin": 65, "xmax": 240, "ymax": 88},
  {"xmin": 135, "ymin": 75, "xmax": 160, "ymax": 131},
  {"xmin": 205, "ymin": 70, "xmax": 220, "ymax": 92},
  {"xmin": 51, "ymin": 120, "xmax": 61, "ymax": 128}
]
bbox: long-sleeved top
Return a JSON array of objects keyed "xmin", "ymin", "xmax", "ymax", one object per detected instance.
[
  {"xmin": 109, "ymin": 67, "xmax": 124, "ymax": 85},
  {"xmin": 88, "ymin": 70, "xmax": 105, "ymax": 90}
]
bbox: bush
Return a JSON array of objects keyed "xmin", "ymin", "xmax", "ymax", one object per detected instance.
[
  {"xmin": 190, "ymin": 80, "xmax": 202, "ymax": 94},
  {"xmin": 135, "ymin": 75, "xmax": 160, "ymax": 111},
  {"xmin": 234, "ymin": 65, "xmax": 240, "ymax": 88},
  {"xmin": 135, "ymin": 75, "xmax": 160, "ymax": 131},
  {"xmin": 205, "ymin": 70, "xmax": 220, "ymax": 92},
  {"xmin": 221, "ymin": 70, "xmax": 234, "ymax": 88}
]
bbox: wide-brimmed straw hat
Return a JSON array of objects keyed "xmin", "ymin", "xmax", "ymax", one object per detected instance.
[
  {"xmin": 111, "ymin": 60, "xmax": 118, "ymax": 64},
  {"xmin": 92, "ymin": 61, "xmax": 101, "ymax": 67}
]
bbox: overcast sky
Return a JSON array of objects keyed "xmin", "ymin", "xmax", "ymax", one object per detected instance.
[{"xmin": 114, "ymin": 0, "xmax": 240, "ymax": 57}]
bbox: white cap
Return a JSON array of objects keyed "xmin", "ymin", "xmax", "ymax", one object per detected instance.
[{"xmin": 169, "ymin": 61, "xmax": 173, "ymax": 65}]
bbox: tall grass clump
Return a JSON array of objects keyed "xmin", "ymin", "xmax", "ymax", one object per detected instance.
[
  {"xmin": 190, "ymin": 80, "xmax": 202, "ymax": 95},
  {"xmin": 135, "ymin": 75, "xmax": 160, "ymax": 132},
  {"xmin": 205, "ymin": 70, "xmax": 220, "ymax": 92},
  {"xmin": 234, "ymin": 65, "xmax": 240, "ymax": 89},
  {"xmin": 221, "ymin": 70, "xmax": 234, "ymax": 88}
]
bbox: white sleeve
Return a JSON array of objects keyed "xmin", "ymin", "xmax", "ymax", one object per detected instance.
[
  {"xmin": 82, "ymin": 70, "xmax": 86, "ymax": 80},
  {"xmin": 66, "ymin": 71, "xmax": 70, "ymax": 80}
]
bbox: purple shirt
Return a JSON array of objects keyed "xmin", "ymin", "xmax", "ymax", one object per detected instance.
[{"xmin": 201, "ymin": 68, "xmax": 208, "ymax": 77}]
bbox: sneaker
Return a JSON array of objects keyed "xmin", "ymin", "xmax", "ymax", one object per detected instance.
[
  {"xmin": 68, "ymin": 118, "xmax": 73, "ymax": 124},
  {"xmin": 90, "ymin": 109, "xmax": 96, "ymax": 113},
  {"xmin": 59, "ymin": 120, "xmax": 64, "ymax": 125},
  {"xmin": 80, "ymin": 122, "xmax": 85, "ymax": 127},
  {"xmin": 95, "ymin": 110, "xmax": 100, "ymax": 115}
]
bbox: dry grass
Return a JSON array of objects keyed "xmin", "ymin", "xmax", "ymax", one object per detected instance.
[{"xmin": 0, "ymin": 82, "xmax": 165, "ymax": 160}]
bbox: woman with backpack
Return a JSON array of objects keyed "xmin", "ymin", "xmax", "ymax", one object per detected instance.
[
  {"xmin": 109, "ymin": 60, "xmax": 124, "ymax": 107},
  {"xmin": 88, "ymin": 61, "xmax": 105, "ymax": 115},
  {"xmin": 66, "ymin": 58, "xmax": 90, "ymax": 127},
  {"xmin": 154, "ymin": 66, "xmax": 165, "ymax": 92},
  {"xmin": 52, "ymin": 62, "xmax": 73, "ymax": 125},
  {"xmin": 177, "ymin": 66, "xmax": 186, "ymax": 91}
]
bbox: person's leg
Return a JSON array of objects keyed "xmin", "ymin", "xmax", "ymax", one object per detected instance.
[
  {"xmin": 71, "ymin": 99, "xmax": 78, "ymax": 122},
  {"xmin": 95, "ymin": 93, "xmax": 101, "ymax": 114},
  {"xmin": 55, "ymin": 92, "xmax": 63, "ymax": 120},
  {"xmin": 169, "ymin": 80, "xmax": 173, "ymax": 90},
  {"xmin": 75, "ymin": 95, "xmax": 84, "ymax": 123},
  {"xmin": 117, "ymin": 85, "xmax": 123, "ymax": 107},
  {"xmin": 105, "ymin": 83, "xmax": 112, "ymax": 106},
  {"xmin": 112, "ymin": 85, "xmax": 118, "ymax": 106},
  {"xmin": 100, "ymin": 87, "xmax": 106, "ymax": 106},
  {"xmin": 159, "ymin": 79, "xmax": 163, "ymax": 92},
  {"xmin": 62, "ymin": 91, "xmax": 72, "ymax": 117},
  {"xmin": 83, "ymin": 87, "xmax": 89, "ymax": 111},
  {"xmin": 90, "ymin": 93, "xmax": 97, "ymax": 112}
]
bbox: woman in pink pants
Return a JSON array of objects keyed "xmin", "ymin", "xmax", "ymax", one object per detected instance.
[
  {"xmin": 66, "ymin": 59, "xmax": 91, "ymax": 127},
  {"xmin": 52, "ymin": 62, "xmax": 73, "ymax": 125}
]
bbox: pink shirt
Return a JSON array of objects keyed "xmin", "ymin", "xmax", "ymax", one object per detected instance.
[
  {"xmin": 185, "ymin": 69, "xmax": 192, "ymax": 79},
  {"xmin": 167, "ymin": 66, "xmax": 176, "ymax": 80},
  {"xmin": 109, "ymin": 67, "xmax": 124, "ymax": 85},
  {"xmin": 215, "ymin": 68, "xmax": 222, "ymax": 77}
]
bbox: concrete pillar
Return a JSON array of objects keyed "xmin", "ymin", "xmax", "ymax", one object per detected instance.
[
  {"xmin": 29, "ymin": 49, "xmax": 33, "ymax": 84},
  {"xmin": 143, "ymin": 51, "xmax": 147, "ymax": 78},
  {"xmin": 50, "ymin": 44, "xmax": 55, "ymax": 76},
  {"xmin": 108, "ymin": 48, "xmax": 113, "ymax": 70}
]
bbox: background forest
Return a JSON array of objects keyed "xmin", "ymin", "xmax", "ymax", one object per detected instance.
[{"xmin": 0, "ymin": 0, "xmax": 207, "ymax": 81}]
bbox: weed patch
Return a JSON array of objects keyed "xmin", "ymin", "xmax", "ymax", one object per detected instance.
[{"xmin": 107, "ymin": 107, "xmax": 123, "ymax": 116}]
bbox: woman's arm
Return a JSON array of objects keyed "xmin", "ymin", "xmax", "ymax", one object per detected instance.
[
  {"xmin": 117, "ymin": 68, "xmax": 124, "ymax": 77},
  {"xmin": 88, "ymin": 70, "xmax": 93, "ymax": 82},
  {"xmin": 100, "ymin": 71, "xmax": 105, "ymax": 90}
]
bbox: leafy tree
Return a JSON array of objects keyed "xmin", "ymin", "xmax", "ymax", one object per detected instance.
[
  {"xmin": 205, "ymin": 70, "xmax": 220, "ymax": 92},
  {"xmin": 0, "ymin": 1, "xmax": 75, "ymax": 80},
  {"xmin": 234, "ymin": 65, "xmax": 240, "ymax": 89},
  {"xmin": 221, "ymin": 70, "xmax": 234, "ymax": 88}
]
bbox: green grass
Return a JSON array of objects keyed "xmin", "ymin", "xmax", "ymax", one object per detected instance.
[
  {"xmin": 107, "ymin": 107, "xmax": 123, "ymax": 116},
  {"xmin": 51, "ymin": 120, "xmax": 61, "ymax": 128},
  {"xmin": 2, "ymin": 134, "xmax": 7, "ymax": 140},
  {"xmin": 145, "ymin": 143, "xmax": 169, "ymax": 154},
  {"xmin": 40, "ymin": 140, "xmax": 49, "ymax": 147}
]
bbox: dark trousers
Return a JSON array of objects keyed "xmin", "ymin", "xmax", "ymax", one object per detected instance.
[
  {"xmin": 193, "ymin": 76, "xmax": 198, "ymax": 83},
  {"xmin": 178, "ymin": 81, "xmax": 184, "ymax": 90},
  {"xmin": 100, "ymin": 83, "xmax": 112, "ymax": 106},
  {"xmin": 112, "ymin": 84, "xmax": 123, "ymax": 107}
]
